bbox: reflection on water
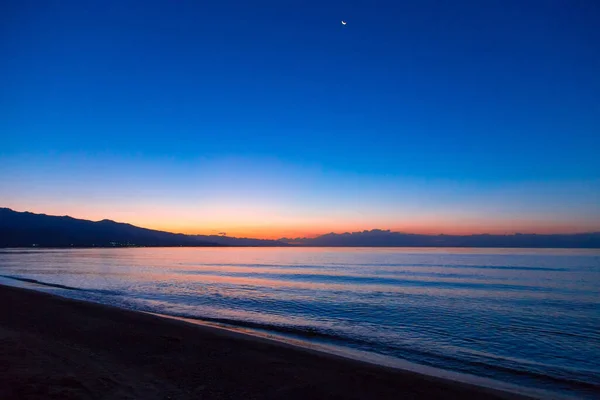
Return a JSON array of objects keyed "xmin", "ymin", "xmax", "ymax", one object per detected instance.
[{"xmin": 0, "ymin": 247, "xmax": 599, "ymax": 399}]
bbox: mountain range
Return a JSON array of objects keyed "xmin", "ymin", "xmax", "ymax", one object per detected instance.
[
  {"xmin": 283, "ymin": 229, "xmax": 600, "ymax": 248},
  {"xmin": 0, "ymin": 208, "xmax": 285, "ymax": 247},
  {"xmin": 1, "ymin": 208, "xmax": 599, "ymax": 248}
]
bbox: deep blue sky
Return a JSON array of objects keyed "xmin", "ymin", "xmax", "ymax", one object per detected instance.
[{"xmin": 2, "ymin": 0, "xmax": 599, "ymax": 237}]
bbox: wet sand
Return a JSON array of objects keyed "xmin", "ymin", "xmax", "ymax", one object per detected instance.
[{"xmin": 0, "ymin": 284, "xmax": 529, "ymax": 399}]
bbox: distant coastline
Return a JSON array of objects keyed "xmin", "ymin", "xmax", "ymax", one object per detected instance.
[{"xmin": 1, "ymin": 208, "xmax": 599, "ymax": 248}]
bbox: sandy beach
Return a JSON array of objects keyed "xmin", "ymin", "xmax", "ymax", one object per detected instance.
[{"xmin": 0, "ymin": 283, "xmax": 530, "ymax": 399}]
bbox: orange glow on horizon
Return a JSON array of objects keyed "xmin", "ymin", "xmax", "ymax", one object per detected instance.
[
  {"xmin": 5, "ymin": 205, "xmax": 599, "ymax": 241},
  {"xmin": 152, "ymin": 221, "xmax": 600, "ymax": 240},
  {"xmin": 142, "ymin": 211, "xmax": 600, "ymax": 239}
]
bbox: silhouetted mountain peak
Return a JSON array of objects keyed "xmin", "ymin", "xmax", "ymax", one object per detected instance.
[
  {"xmin": 0, "ymin": 208, "xmax": 289, "ymax": 248},
  {"xmin": 97, "ymin": 219, "xmax": 123, "ymax": 225},
  {"xmin": 0, "ymin": 208, "xmax": 216, "ymax": 248}
]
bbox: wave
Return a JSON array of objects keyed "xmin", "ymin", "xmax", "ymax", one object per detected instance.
[
  {"xmin": 0, "ymin": 274, "xmax": 85, "ymax": 290},
  {"xmin": 177, "ymin": 262, "xmax": 569, "ymax": 272},
  {"xmin": 173, "ymin": 270, "xmax": 571, "ymax": 292},
  {"xmin": 0, "ymin": 275, "xmax": 122, "ymax": 296}
]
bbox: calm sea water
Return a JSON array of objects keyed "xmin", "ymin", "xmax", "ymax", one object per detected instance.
[{"xmin": 1, "ymin": 247, "xmax": 599, "ymax": 399}]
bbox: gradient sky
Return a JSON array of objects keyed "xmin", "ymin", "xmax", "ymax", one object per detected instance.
[{"xmin": 1, "ymin": 0, "xmax": 599, "ymax": 238}]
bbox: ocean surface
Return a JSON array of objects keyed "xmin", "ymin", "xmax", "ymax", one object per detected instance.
[{"xmin": 1, "ymin": 247, "xmax": 599, "ymax": 399}]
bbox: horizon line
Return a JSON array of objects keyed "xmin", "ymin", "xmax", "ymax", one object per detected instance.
[{"xmin": 3, "ymin": 207, "xmax": 599, "ymax": 241}]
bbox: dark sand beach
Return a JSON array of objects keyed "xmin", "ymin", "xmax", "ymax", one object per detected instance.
[{"xmin": 0, "ymin": 284, "xmax": 529, "ymax": 399}]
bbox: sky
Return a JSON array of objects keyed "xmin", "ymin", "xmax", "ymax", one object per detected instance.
[{"xmin": 1, "ymin": 0, "xmax": 599, "ymax": 239}]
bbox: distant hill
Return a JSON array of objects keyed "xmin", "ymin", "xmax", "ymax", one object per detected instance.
[
  {"xmin": 0, "ymin": 208, "xmax": 286, "ymax": 248},
  {"xmin": 283, "ymin": 229, "xmax": 600, "ymax": 248}
]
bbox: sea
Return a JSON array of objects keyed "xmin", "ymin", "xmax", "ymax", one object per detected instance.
[{"xmin": 1, "ymin": 247, "xmax": 598, "ymax": 399}]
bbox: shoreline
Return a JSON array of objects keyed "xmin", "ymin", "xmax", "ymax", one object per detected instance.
[
  {"xmin": 151, "ymin": 312, "xmax": 566, "ymax": 400},
  {"xmin": 2, "ymin": 246, "xmax": 600, "ymax": 250},
  {"xmin": 0, "ymin": 283, "xmax": 540, "ymax": 399}
]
